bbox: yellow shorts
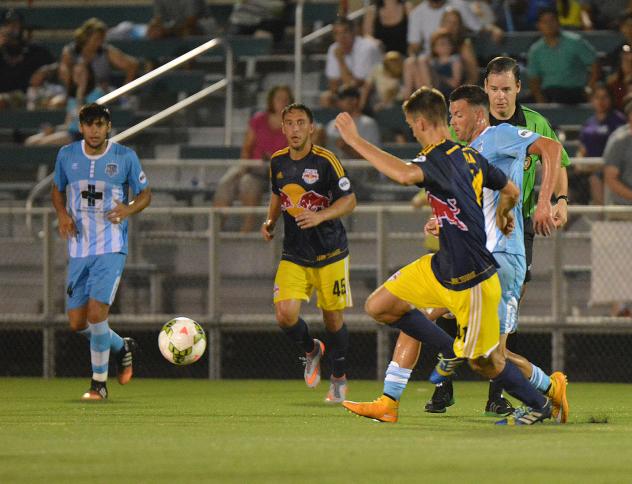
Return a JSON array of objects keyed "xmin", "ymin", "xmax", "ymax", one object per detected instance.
[
  {"xmin": 384, "ymin": 254, "xmax": 501, "ymax": 359},
  {"xmin": 273, "ymin": 257, "xmax": 352, "ymax": 311}
]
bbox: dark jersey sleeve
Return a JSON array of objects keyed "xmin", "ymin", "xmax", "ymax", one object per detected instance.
[
  {"xmin": 484, "ymin": 160, "xmax": 508, "ymax": 191},
  {"xmin": 412, "ymin": 154, "xmax": 449, "ymax": 190},
  {"xmin": 270, "ymin": 158, "xmax": 280, "ymax": 195},
  {"xmin": 326, "ymin": 155, "xmax": 354, "ymax": 201}
]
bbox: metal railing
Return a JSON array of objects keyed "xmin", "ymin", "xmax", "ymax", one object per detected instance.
[
  {"xmin": 1, "ymin": 204, "xmax": 631, "ymax": 379},
  {"xmin": 24, "ymin": 37, "xmax": 234, "ymax": 233}
]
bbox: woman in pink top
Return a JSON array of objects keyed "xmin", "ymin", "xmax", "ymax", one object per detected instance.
[{"xmin": 214, "ymin": 85, "xmax": 294, "ymax": 232}]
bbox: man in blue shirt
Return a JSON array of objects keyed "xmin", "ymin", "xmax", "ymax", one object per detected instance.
[{"xmin": 52, "ymin": 103, "xmax": 151, "ymax": 400}]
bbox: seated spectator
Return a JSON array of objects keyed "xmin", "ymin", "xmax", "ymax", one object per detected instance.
[
  {"xmin": 321, "ymin": 17, "xmax": 383, "ymax": 107},
  {"xmin": 213, "ymin": 85, "xmax": 293, "ymax": 233},
  {"xmin": 325, "ymin": 86, "xmax": 381, "ymax": 159},
  {"xmin": 603, "ymin": 96, "xmax": 632, "ymax": 206},
  {"xmin": 556, "ymin": 0, "xmax": 584, "ymax": 29},
  {"xmin": 147, "ymin": 0, "xmax": 216, "ymax": 39},
  {"xmin": 607, "ymin": 44, "xmax": 632, "ymax": 111},
  {"xmin": 0, "ymin": 9, "xmax": 55, "ymax": 110},
  {"xmin": 362, "ymin": 0, "xmax": 413, "ymax": 56},
  {"xmin": 59, "ymin": 18, "xmax": 139, "ymax": 92},
  {"xmin": 25, "ymin": 62, "xmax": 104, "ymax": 146},
  {"xmin": 527, "ymin": 8, "xmax": 599, "ymax": 104},
  {"xmin": 438, "ymin": 8, "xmax": 479, "ymax": 84},
  {"xmin": 404, "ymin": 28, "xmax": 463, "ymax": 99},
  {"xmin": 360, "ymin": 50, "xmax": 404, "ymax": 113},
  {"xmin": 580, "ymin": 0, "xmax": 631, "ymax": 30},
  {"xmin": 574, "ymin": 84, "xmax": 626, "ymax": 204},
  {"xmin": 227, "ymin": 0, "xmax": 288, "ymax": 43}
]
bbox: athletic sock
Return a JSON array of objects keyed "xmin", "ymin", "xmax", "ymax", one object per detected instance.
[
  {"xmin": 326, "ymin": 324, "xmax": 349, "ymax": 378},
  {"xmin": 77, "ymin": 325, "xmax": 124, "ymax": 354},
  {"xmin": 391, "ymin": 309, "xmax": 455, "ymax": 358},
  {"xmin": 90, "ymin": 320, "xmax": 112, "ymax": 382},
  {"xmin": 281, "ymin": 317, "xmax": 315, "ymax": 354},
  {"xmin": 383, "ymin": 361, "xmax": 412, "ymax": 401},
  {"xmin": 492, "ymin": 360, "xmax": 547, "ymax": 409},
  {"xmin": 488, "ymin": 379, "xmax": 504, "ymax": 401},
  {"xmin": 529, "ymin": 363, "xmax": 552, "ymax": 394}
]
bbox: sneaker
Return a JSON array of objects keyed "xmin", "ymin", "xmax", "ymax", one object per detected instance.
[
  {"xmin": 495, "ymin": 398, "xmax": 552, "ymax": 425},
  {"xmin": 548, "ymin": 371, "xmax": 569, "ymax": 423},
  {"xmin": 80, "ymin": 379, "xmax": 108, "ymax": 401},
  {"xmin": 484, "ymin": 396, "xmax": 514, "ymax": 416},
  {"xmin": 429, "ymin": 355, "xmax": 466, "ymax": 384},
  {"xmin": 325, "ymin": 375, "xmax": 348, "ymax": 403},
  {"xmin": 116, "ymin": 337, "xmax": 138, "ymax": 385},
  {"xmin": 342, "ymin": 395, "xmax": 399, "ymax": 423},
  {"xmin": 304, "ymin": 339, "xmax": 325, "ymax": 388},
  {"xmin": 424, "ymin": 380, "xmax": 455, "ymax": 413}
]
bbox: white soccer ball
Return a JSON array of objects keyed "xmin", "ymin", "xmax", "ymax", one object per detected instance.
[{"xmin": 158, "ymin": 317, "xmax": 207, "ymax": 365}]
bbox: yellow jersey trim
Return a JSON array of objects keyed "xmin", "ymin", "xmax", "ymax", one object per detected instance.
[{"xmin": 312, "ymin": 145, "xmax": 344, "ymax": 178}]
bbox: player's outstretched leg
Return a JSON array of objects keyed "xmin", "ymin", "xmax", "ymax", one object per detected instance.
[{"xmin": 116, "ymin": 337, "xmax": 138, "ymax": 385}]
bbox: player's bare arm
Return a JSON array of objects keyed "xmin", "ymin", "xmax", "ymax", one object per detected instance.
[
  {"xmin": 295, "ymin": 193, "xmax": 357, "ymax": 230},
  {"xmin": 552, "ymin": 167, "xmax": 569, "ymax": 228},
  {"xmin": 261, "ymin": 193, "xmax": 282, "ymax": 241},
  {"xmin": 51, "ymin": 184, "xmax": 77, "ymax": 239},
  {"xmin": 335, "ymin": 112, "xmax": 423, "ymax": 185},
  {"xmin": 496, "ymin": 180, "xmax": 520, "ymax": 236},
  {"xmin": 528, "ymin": 136, "xmax": 560, "ymax": 236},
  {"xmin": 107, "ymin": 187, "xmax": 152, "ymax": 224}
]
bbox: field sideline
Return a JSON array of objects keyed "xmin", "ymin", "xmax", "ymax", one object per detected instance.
[{"xmin": 1, "ymin": 378, "xmax": 630, "ymax": 483}]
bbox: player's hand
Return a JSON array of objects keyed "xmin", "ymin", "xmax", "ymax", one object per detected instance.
[
  {"xmin": 334, "ymin": 112, "xmax": 360, "ymax": 147},
  {"xmin": 533, "ymin": 200, "xmax": 555, "ymax": 236},
  {"xmin": 552, "ymin": 199, "xmax": 568, "ymax": 228},
  {"xmin": 57, "ymin": 212, "xmax": 77, "ymax": 239},
  {"xmin": 261, "ymin": 219, "xmax": 275, "ymax": 241},
  {"xmin": 497, "ymin": 210, "xmax": 515, "ymax": 236},
  {"xmin": 107, "ymin": 199, "xmax": 131, "ymax": 224},
  {"xmin": 295, "ymin": 210, "xmax": 323, "ymax": 229},
  {"xmin": 424, "ymin": 216, "xmax": 439, "ymax": 237}
]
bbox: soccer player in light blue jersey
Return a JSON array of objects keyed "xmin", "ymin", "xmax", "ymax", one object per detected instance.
[{"xmin": 52, "ymin": 103, "xmax": 151, "ymax": 401}]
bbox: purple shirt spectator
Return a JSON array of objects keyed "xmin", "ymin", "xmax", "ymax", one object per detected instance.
[{"xmin": 580, "ymin": 111, "xmax": 626, "ymax": 157}]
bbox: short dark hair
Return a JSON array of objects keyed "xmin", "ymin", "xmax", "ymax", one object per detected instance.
[
  {"xmin": 337, "ymin": 86, "xmax": 361, "ymax": 99},
  {"xmin": 282, "ymin": 103, "xmax": 314, "ymax": 123},
  {"xmin": 485, "ymin": 56, "xmax": 520, "ymax": 83},
  {"xmin": 79, "ymin": 103, "xmax": 111, "ymax": 125},
  {"xmin": 402, "ymin": 87, "xmax": 447, "ymax": 126},
  {"xmin": 536, "ymin": 7, "xmax": 558, "ymax": 23},
  {"xmin": 449, "ymin": 84, "xmax": 490, "ymax": 110}
]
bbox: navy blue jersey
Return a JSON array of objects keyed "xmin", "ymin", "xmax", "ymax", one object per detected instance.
[
  {"xmin": 270, "ymin": 144, "xmax": 353, "ymax": 268},
  {"xmin": 413, "ymin": 139, "xmax": 508, "ymax": 290}
]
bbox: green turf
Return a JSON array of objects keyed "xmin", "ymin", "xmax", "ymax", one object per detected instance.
[{"xmin": 0, "ymin": 378, "xmax": 630, "ymax": 483}]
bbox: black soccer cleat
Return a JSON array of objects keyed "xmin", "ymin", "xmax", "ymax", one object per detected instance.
[
  {"xmin": 424, "ymin": 380, "xmax": 455, "ymax": 413},
  {"xmin": 81, "ymin": 379, "xmax": 108, "ymax": 401},
  {"xmin": 116, "ymin": 337, "xmax": 138, "ymax": 385},
  {"xmin": 484, "ymin": 396, "xmax": 514, "ymax": 416}
]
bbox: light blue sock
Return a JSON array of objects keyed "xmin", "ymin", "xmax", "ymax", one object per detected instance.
[
  {"xmin": 90, "ymin": 320, "xmax": 111, "ymax": 382},
  {"xmin": 529, "ymin": 363, "xmax": 551, "ymax": 394},
  {"xmin": 383, "ymin": 361, "xmax": 413, "ymax": 401},
  {"xmin": 77, "ymin": 325, "xmax": 124, "ymax": 354}
]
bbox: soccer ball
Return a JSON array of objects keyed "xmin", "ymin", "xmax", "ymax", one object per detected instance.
[{"xmin": 158, "ymin": 317, "xmax": 207, "ymax": 365}]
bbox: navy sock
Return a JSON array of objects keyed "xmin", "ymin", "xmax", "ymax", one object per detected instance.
[
  {"xmin": 281, "ymin": 318, "xmax": 314, "ymax": 354},
  {"xmin": 326, "ymin": 324, "xmax": 349, "ymax": 378},
  {"xmin": 488, "ymin": 379, "xmax": 504, "ymax": 401},
  {"xmin": 492, "ymin": 360, "xmax": 546, "ymax": 409},
  {"xmin": 391, "ymin": 309, "xmax": 455, "ymax": 358}
]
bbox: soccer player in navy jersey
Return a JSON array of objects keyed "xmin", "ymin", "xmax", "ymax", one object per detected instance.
[
  {"xmin": 336, "ymin": 87, "xmax": 553, "ymax": 425},
  {"xmin": 52, "ymin": 103, "xmax": 151, "ymax": 400},
  {"xmin": 261, "ymin": 103, "xmax": 356, "ymax": 403}
]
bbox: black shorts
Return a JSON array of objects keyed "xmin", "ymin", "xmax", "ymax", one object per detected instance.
[{"xmin": 523, "ymin": 216, "xmax": 534, "ymax": 283}]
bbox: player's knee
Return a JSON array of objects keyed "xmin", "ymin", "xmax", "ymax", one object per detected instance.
[
  {"xmin": 68, "ymin": 318, "xmax": 87, "ymax": 332},
  {"xmin": 275, "ymin": 305, "xmax": 298, "ymax": 328},
  {"xmin": 364, "ymin": 297, "xmax": 388, "ymax": 323}
]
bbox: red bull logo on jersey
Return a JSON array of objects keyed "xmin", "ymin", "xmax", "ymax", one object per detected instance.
[
  {"xmin": 279, "ymin": 183, "xmax": 330, "ymax": 218},
  {"xmin": 428, "ymin": 194, "xmax": 468, "ymax": 231}
]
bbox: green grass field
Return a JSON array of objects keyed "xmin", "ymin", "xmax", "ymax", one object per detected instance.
[{"xmin": 1, "ymin": 378, "xmax": 630, "ymax": 483}]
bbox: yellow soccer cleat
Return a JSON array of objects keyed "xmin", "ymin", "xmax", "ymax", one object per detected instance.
[
  {"xmin": 342, "ymin": 395, "xmax": 399, "ymax": 423},
  {"xmin": 548, "ymin": 371, "xmax": 569, "ymax": 423}
]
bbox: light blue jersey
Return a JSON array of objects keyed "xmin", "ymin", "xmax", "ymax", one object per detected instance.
[
  {"xmin": 53, "ymin": 140, "xmax": 148, "ymax": 257},
  {"xmin": 470, "ymin": 124, "xmax": 540, "ymax": 257}
]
